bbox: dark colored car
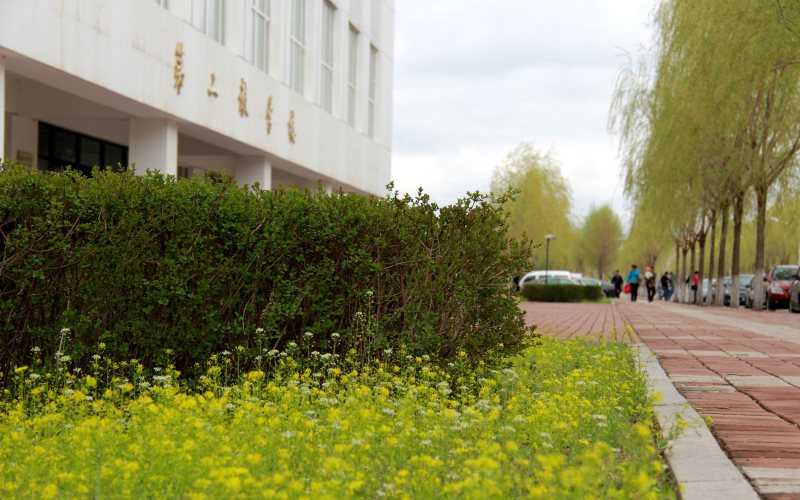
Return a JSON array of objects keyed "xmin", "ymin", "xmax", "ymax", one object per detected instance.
[
  {"xmin": 790, "ymin": 271, "xmax": 800, "ymax": 313},
  {"xmin": 727, "ymin": 274, "xmax": 753, "ymax": 307},
  {"xmin": 765, "ymin": 265, "xmax": 799, "ymax": 310},
  {"xmin": 577, "ymin": 278, "xmax": 616, "ymax": 298}
]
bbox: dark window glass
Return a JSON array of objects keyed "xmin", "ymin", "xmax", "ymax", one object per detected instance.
[
  {"xmin": 38, "ymin": 122, "xmax": 128, "ymax": 175},
  {"xmin": 53, "ymin": 129, "xmax": 77, "ymax": 163},
  {"xmin": 104, "ymin": 144, "xmax": 123, "ymax": 168},
  {"xmin": 80, "ymin": 137, "xmax": 101, "ymax": 168},
  {"xmin": 38, "ymin": 126, "xmax": 49, "ymax": 157}
]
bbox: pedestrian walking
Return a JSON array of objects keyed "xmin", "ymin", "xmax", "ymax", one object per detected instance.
[
  {"xmin": 660, "ymin": 272, "xmax": 671, "ymax": 301},
  {"xmin": 667, "ymin": 272, "xmax": 675, "ymax": 301},
  {"xmin": 644, "ymin": 266, "xmax": 656, "ymax": 302},
  {"xmin": 626, "ymin": 265, "xmax": 641, "ymax": 302},
  {"xmin": 611, "ymin": 270, "xmax": 624, "ymax": 298},
  {"xmin": 691, "ymin": 270, "xmax": 699, "ymax": 303}
]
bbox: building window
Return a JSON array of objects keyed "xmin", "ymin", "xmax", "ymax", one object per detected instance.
[
  {"xmin": 250, "ymin": 0, "xmax": 270, "ymax": 72},
  {"xmin": 347, "ymin": 24, "xmax": 358, "ymax": 127},
  {"xmin": 38, "ymin": 122, "xmax": 128, "ymax": 176},
  {"xmin": 289, "ymin": 0, "xmax": 306, "ymax": 94},
  {"xmin": 368, "ymin": 45, "xmax": 378, "ymax": 137},
  {"xmin": 320, "ymin": 0, "xmax": 335, "ymax": 112},
  {"xmin": 177, "ymin": 165, "xmax": 191, "ymax": 179},
  {"xmin": 204, "ymin": 0, "xmax": 225, "ymax": 44}
]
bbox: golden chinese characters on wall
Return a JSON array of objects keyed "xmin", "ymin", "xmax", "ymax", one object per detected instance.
[
  {"xmin": 288, "ymin": 111, "xmax": 296, "ymax": 144},
  {"xmin": 207, "ymin": 73, "xmax": 219, "ymax": 97},
  {"xmin": 238, "ymin": 79, "xmax": 248, "ymax": 117},
  {"xmin": 265, "ymin": 96, "xmax": 273, "ymax": 134},
  {"xmin": 173, "ymin": 42, "xmax": 184, "ymax": 94}
]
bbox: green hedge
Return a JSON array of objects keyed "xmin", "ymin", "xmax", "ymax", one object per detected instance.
[
  {"xmin": 521, "ymin": 284, "xmax": 603, "ymax": 302},
  {"xmin": 0, "ymin": 166, "xmax": 530, "ymax": 375}
]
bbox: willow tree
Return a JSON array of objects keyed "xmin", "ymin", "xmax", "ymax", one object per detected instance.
[
  {"xmin": 490, "ymin": 143, "xmax": 576, "ymax": 269},
  {"xmin": 611, "ymin": 0, "xmax": 800, "ymax": 308},
  {"xmin": 577, "ymin": 205, "xmax": 623, "ymax": 280}
]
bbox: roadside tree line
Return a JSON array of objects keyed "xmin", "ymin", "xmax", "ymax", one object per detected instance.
[{"xmin": 610, "ymin": 0, "xmax": 800, "ymax": 308}]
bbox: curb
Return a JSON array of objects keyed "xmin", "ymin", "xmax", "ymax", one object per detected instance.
[{"xmin": 633, "ymin": 343, "xmax": 759, "ymax": 500}]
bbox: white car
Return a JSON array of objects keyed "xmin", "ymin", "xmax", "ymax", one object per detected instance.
[{"xmin": 519, "ymin": 270, "xmax": 572, "ymax": 288}]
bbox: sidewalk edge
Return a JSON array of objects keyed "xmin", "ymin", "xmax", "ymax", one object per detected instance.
[{"xmin": 633, "ymin": 343, "xmax": 759, "ymax": 500}]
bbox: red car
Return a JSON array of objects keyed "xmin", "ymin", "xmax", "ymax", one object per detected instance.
[{"xmin": 764, "ymin": 265, "xmax": 799, "ymax": 310}]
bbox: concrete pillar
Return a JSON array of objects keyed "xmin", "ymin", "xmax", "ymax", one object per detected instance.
[
  {"xmin": 0, "ymin": 56, "xmax": 6, "ymax": 161},
  {"xmin": 235, "ymin": 156, "xmax": 272, "ymax": 190},
  {"xmin": 129, "ymin": 118, "xmax": 178, "ymax": 176}
]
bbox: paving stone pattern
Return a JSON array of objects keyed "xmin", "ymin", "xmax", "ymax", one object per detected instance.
[{"xmin": 519, "ymin": 299, "xmax": 800, "ymax": 499}]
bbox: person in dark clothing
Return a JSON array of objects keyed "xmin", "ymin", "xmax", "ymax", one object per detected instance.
[
  {"xmin": 644, "ymin": 266, "xmax": 657, "ymax": 302},
  {"xmin": 611, "ymin": 270, "xmax": 624, "ymax": 298},
  {"xmin": 512, "ymin": 268, "xmax": 522, "ymax": 291},
  {"xmin": 626, "ymin": 265, "xmax": 641, "ymax": 302},
  {"xmin": 660, "ymin": 272, "xmax": 672, "ymax": 301}
]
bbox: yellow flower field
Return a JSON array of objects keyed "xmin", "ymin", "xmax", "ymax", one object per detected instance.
[{"xmin": 0, "ymin": 337, "xmax": 675, "ymax": 498}]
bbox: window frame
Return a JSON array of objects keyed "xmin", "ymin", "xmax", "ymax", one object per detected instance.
[
  {"xmin": 347, "ymin": 23, "xmax": 359, "ymax": 127},
  {"xmin": 250, "ymin": 0, "xmax": 271, "ymax": 72},
  {"xmin": 289, "ymin": 0, "xmax": 306, "ymax": 94},
  {"xmin": 319, "ymin": 0, "xmax": 336, "ymax": 112},
  {"xmin": 204, "ymin": 0, "xmax": 225, "ymax": 44}
]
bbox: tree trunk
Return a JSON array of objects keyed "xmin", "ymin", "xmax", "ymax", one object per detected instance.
[
  {"xmin": 674, "ymin": 240, "xmax": 680, "ymax": 302},
  {"xmin": 715, "ymin": 203, "xmax": 728, "ymax": 307},
  {"xmin": 688, "ymin": 240, "xmax": 699, "ymax": 304},
  {"xmin": 730, "ymin": 192, "xmax": 744, "ymax": 308},
  {"xmin": 698, "ymin": 224, "xmax": 708, "ymax": 307},
  {"xmin": 680, "ymin": 246, "xmax": 688, "ymax": 303},
  {"xmin": 707, "ymin": 211, "xmax": 716, "ymax": 306},
  {"xmin": 753, "ymin": 186, "xmax": 769, "ymax": 311}
]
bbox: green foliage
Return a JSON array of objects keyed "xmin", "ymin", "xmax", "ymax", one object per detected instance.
[
  {"xmin": 520, "ymin": 284, "xmax": 603, "ymax": 303},
  {"xmin": 490, "ymin": 143, "xmax": 577, "ymax": 270},
  {"xmin": 617, "ymin": 207, "xmax": 672, "ymax": 272},
  {"xmin": 0, "ymin": 167, "xmax": 530, "ymax": 376},
  {"xmin": 576, "ymin": 204, "xmax": 623, "ymax": 280}
]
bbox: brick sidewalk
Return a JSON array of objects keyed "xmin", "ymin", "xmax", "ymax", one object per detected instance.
[{"xmin": 520, "ymin": 299, "xmax": 800, "ymax": 499}]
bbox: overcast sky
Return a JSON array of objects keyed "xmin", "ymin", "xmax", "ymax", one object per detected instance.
[{"xmin": 390, "ymin": 1, "xmax": 657, "ymax": 225}]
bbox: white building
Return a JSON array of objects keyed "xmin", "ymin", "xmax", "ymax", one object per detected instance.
[{"xmin": 0, "ymin": 0, "xmax": 394, "ymax": 194}]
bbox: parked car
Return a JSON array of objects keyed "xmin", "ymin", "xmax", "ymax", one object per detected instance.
[
  {"xmin": 519, "ymin": 270, "xmax": 573, "ymax": 288},
  {"xmin": 526, "ymin": 277, "xmax": 581, "ymax": 286},
  {"xmin": 790, "ymin": 270, "xmax": 800, "ymax": 313},
  {"xmin": 576, "ymin": 278, "xmax": 616, "ymax": 298},
  {"xmin": 765, "ymin": 265, "xmax": 799, "ymax": 310},
  {"xmin": 745, "ymin": 267, "xmax": 798, "ymax": 310},
  {"xmin": 729, "ymin": 274, "xmax": 754, "ymax": 307},
  {"xmin": 701, "ymin": 278, "xmax": 716, "ymax": 303}
]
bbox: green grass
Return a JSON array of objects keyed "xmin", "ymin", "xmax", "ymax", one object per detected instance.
[{"xmin": 0, "ymin": 337, "xmax": 674, "ymax": 498}]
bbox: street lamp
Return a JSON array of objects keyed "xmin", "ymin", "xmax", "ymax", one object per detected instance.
[{"xmin": 544, "ymin": 234, "xmax": 555, "ymax": 284}]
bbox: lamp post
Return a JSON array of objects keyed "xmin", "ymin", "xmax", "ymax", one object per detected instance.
[{"xmin": 545, "ymin": 234, "xmax": 555, "ymax": 284}]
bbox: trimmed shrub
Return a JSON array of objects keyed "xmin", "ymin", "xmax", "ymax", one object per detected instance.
[
  {"xmin": 0, "ymin": 166, "xmax": 530, "ymax": 375},
  {"xmin": 521, "ymin": 284, "xmax": 604, "ymax": 302}
]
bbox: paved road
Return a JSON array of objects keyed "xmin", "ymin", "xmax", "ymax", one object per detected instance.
[{"xmin": 519, "ymin": 299, "xmax": 800, "ymax": 499}]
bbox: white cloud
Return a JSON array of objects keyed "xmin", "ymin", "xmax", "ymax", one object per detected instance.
[{"xmin": 390, "ymin": 0, "xmax": 656, "ymax": 228}]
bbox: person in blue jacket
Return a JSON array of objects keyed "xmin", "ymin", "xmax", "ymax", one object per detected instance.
[{"xmin": 626, "ymin": 264, "xmax": 641, "ymax": 302}]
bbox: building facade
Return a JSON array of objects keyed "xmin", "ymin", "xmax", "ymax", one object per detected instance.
[{"xmin": 0, "ymin": 0, "xmax": 394, "ymax": 194}]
